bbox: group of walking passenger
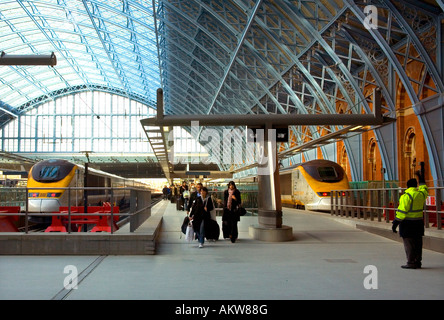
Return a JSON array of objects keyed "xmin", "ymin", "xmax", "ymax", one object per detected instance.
[{"xmin": 182, "ymin": 181, "xmax": 242, "ymax": 248}]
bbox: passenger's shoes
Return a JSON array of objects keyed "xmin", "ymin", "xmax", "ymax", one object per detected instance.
[
  {"xmin": 198, "ymin": 243, "xmax": 203, "ymax": 248},
  {"xmin": 401, "ymin": 265, "xmax": 418, "ymax": 269}
]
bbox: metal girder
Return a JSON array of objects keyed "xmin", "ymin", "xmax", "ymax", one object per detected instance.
[
  {"xmin": 142, "ymin": 87, "xmax": 390, "ymax": 128},
  {"xmin": 2, "ymin": 0, "xmax": 443, "ymax": 183},
  {"xmin": 381, "ymin": 0, "xmax": 444, "ymax": 93},
  {"xmin": 16, "ymin": 0, "xmax": 91, "ymax": 88},
  {"xmin": 0, "ymin": 52, "xmax": 57, "ymax": 66},
  {"xmin": 0, "ymin": 0, "xmax": 159, "ymax": 121},
  {"xmin": 142, "ymin": 112, "xmax": 391, "ymax": 127},
  {"xmin": 82, "ymin": 0, "xmax": 131, "ymax": 96},
  {"xmin": 436, "ymin": 0, "xmax": 444, "ymax": 15},
  {"xmin": 205, "ymin": 0, "xmax": 264, "ymax": 115},
  {"xmin": 344, "ymin": 0, "xmax": 443, "ymax": 186}
]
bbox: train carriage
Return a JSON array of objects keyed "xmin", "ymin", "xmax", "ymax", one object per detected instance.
[
  {"xmin": 280, "ymin": 159, "xmax": 349, "ymax": 211},
  {"xmin": 27, "ymin": 159, "xmax": 147, "ymax": 223}
]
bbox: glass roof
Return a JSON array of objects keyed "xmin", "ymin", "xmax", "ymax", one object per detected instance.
[
  {"xmin": 0, "ymin": 0, "xmax": 442, "ymax": 182},
  {"xmin": 0, "ymin": 0, "xmax": 160, "ymax": 119}
]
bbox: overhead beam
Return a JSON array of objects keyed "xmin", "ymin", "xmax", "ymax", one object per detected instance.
[
  {"xmin": 0, "ymin": 51, "xmax": 57, "ymax": 66},
  {"xmin": 141, "ymin": 89, "xmax": 390, "ymax": 127},
  {"xmin": 142, "ymin": 112, "xmax": 391, "ymax": 127},
  {"xmin": 205, "ymin": 0, "xmax": 264, "ymax": 115}
]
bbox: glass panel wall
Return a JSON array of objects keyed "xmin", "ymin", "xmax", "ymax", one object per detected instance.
[{"xmin": 1, "ymin": 91, "xmax": 205, "ymax": 156}]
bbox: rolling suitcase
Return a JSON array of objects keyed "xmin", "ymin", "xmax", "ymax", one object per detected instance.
[
  {"xmin": 205, "ymin": 219, "xmax": 220, "ymax": 241},
  {"xmin": 176, "ymin": 196, "xmax": 183, "ymax": 210}
]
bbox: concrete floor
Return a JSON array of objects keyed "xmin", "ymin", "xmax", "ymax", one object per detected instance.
[{"xmin": 1, "ymin": 201, "xmax": 443, "ymax": 300}]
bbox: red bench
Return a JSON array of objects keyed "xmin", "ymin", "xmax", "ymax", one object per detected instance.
[
  {"xmin": 0, "ymin": 206, "xmax": 20, "ymax": 232},
  {"xmin": 45, "ymin": 203, "xmax": 119, "ymax": 232}
]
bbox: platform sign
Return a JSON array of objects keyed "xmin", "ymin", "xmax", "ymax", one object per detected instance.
[
  {"xmin": 185, "ymin": 171, "xmax": 210, "ymax": 178},
  {"xmin": 275, "ymin": 127, "xmax": 289, "ymax": 142},
  {"xmin": 426, "ymin": 196, "xmax": 436, "ymax": 206},
  {"xmin": 246, "ymin": 126, "xmax": 288, "ymax": 143}
]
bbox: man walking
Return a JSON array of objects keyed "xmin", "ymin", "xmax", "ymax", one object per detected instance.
[{"xmin": 392, "ymin": 167, "xmax": 428, "ymax": 269}]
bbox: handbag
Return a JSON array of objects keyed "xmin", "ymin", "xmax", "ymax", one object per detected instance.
[
  {"xmin": 185, "ymin": 223, "xmax": 194, "ymax": 242},
  {"xmin": 181, "ymin": 216, "xmax": 189, "ymax": 234},
  {"xmin": 238, "ymin": 204, "xmax": 247, "ymax": 216},
  {"xmin": 203, "ymin": 197, "xmax": 217, "ymax": 221}
]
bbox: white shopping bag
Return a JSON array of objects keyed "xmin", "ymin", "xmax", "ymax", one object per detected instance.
[{"xmin": 185, "ymin": 223, "xmax": 194, "ymax": 242}]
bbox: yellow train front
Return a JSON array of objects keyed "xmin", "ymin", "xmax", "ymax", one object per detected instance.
[
  {"xmin": 280, "ymin": 159, "xmax": 349, "ymax": 211},
  {"xmin": 27, "ymin": 159, "xmax": 83, "ymax": 223},
  {"xmin": 27, "ymin": 159, "xmax": 146, "ymax": 224}
]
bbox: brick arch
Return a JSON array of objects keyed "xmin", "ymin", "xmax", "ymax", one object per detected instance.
[{"xmin": 404, "ymin": 127, "xmax": 417, "ymax": 180}]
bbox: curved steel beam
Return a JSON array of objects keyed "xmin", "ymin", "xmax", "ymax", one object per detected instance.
[
  {"xmin": 205, "ymin": 0, "xmax": 264, "ymax": 115},
  {"xmin": 345, "ymin": 0, "xmax": 443, "ymax": 186},
  {"xmin": 382, "ymin": 0, "xmax": 444, "ymax": 93}
]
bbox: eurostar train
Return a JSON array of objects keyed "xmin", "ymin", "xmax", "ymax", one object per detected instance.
[
  {"xmin": 280, "ymin": 159, "xmax": 349, "ymax": 211},
  {"xmin": 27, "ymin": 159, "xmax": 149, "ymax": 223}
]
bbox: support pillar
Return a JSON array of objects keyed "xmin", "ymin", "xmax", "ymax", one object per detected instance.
[{"xmin": 249, "ymin": 124, "xmax": 293, "ymax": 241}]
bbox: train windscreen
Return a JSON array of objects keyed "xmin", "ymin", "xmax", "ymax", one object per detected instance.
[
  {"xmin": 317, "ymin": 166, "xmax": 338, "ymax": 181},
  {"xmin": 31, "ymin": 160, "xmax": 76, "ymax": 182},
  {"xmin": 39, "ymin": 166, "xmax": 60, "ymax": 180},
  {"xmin": 300, "ymin": 160, "xmax": 344, "ymax": 182}
]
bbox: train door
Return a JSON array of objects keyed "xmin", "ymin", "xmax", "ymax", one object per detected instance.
[
  {"xmin": 292, "ymin": 169, "xmax": 302, "ymax": 208},
  {"xmin": 75, "ymin": 168, "xmax": 84, "ymax": 206}
]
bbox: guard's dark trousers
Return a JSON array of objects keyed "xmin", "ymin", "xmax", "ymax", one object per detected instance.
[{"xmin": 403, "ymin": 237, "xmax": 423, "ymax": 268}]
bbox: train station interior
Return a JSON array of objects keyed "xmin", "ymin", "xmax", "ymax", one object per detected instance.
[{"xmin": 0, "ymin": 0, "xmax": 443, "ymax": 303}]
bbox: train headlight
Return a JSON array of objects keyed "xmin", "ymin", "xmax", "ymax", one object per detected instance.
[
  {"xmin": 317, "ymin": 192, "xmax": 330, "ymax": 197},
  {"xmin": 47, "ymin": 193, "xmax": 62, "ymax": 198},
  {"xmin": 28, "ymin": 192, "xmax": 61, "ymax": 198}
]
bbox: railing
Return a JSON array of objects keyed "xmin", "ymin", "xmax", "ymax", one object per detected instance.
[
  {"xmin": 0, "ymin": 187, "xmax": 152, "ymax": 234},
  {"xmin": 331, "ymin": 186, "xmax": 443, "ymax": 230},
  {"xmin": 175, "ymin": 190, "xmax": 258, "ymax": 215},
  {"xmin": 208, "ymin": 190, "xmax": 258, "ymax": 215},
  {"xmin": 0, "ymin": 187, "xmax": 26, "ymax": 208}
]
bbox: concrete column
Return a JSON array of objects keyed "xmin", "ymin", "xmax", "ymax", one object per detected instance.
[
  {"xmin": 250, "ymin": 124, "xmax": 293, "ymax": 241},
  {"xmin": 257, "ymin": 124, "xmax": 282, "ymax": 228}
]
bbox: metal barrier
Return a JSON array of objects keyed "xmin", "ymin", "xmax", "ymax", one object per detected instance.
[
  {"xmin": 0, "ymin": 187, "xmax": 152, "ymax": 234},
  {"xmin": 0, "ymin": 188, "xmax": 26, "ymax": 208},
  {"xmin": 331, "ymin": 186, "xmax": 443, "ymax": 230},
  {"xmin": 208, "ymin": 190, "xmax": 258, "ymax": 216}
]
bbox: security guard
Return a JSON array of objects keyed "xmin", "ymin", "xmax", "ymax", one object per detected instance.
[{"xmin": 392, "ymin": 174, "xmax": 428, "ymax": 269}]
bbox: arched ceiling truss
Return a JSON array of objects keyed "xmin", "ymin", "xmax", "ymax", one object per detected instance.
[
  {"xmin": 0, "ymin": 0, "xmax": 443, "ymax": 184},
  {"xmin": 156, "ymin": 0, "xmax": 443, "ymax": 183}
]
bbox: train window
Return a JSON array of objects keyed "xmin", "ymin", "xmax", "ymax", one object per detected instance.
[
  {"xmin": 317, "ymin": 167, "xmax": 338, "ymax": 181},
  {"xmin": 31, "ymin": 160, "xmax": 76, "ymax": 183},
  {"xmin": 39, "ymin": 166, "xmax": 60, "ymax": 180}
]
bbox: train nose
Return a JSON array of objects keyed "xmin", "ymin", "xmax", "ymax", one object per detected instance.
[
  {"xmin": 28, "ymin": 199, "xmax": 61, "ymax": 213},
  {"xmin": 40, "ymin": 199, "xmax": 61, "ymax": 213},
  {"xmin": 306, "ymin": 197, "xmax": 331, "ymax": 211},
  {"xmin": 28, "ymin": 199, "xmax": 42, "ymax": 213}
]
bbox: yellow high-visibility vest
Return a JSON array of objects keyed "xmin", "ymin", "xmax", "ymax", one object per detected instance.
[{"xmin": 395, "ymin": 185, "xmax": 428, "ymax": 221}]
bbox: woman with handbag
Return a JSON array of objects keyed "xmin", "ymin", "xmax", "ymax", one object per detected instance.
[
  {"xmin": 223, "ymin": 181, "xmax": 241, "ymax": 243},
  {"xmin": 202, "ymin": 188, "xmax": 220, "ymax": 241},
  {"xmin": 189, "ymin": 187, "xmax": 211, "ymax": 248}
]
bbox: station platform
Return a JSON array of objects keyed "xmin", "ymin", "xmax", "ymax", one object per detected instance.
[{"xmin": 0, "ymin": 200, "xmax": 443, "ymax": 301}]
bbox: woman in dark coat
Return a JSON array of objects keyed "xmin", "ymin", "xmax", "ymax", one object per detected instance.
[
  {"xmin": 222, "ymin": 181, "xmax": 241, "ymax": 243},
  {"xmin": 190, "ymin": 187, "xmax": 212, "ymax": 248}
]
